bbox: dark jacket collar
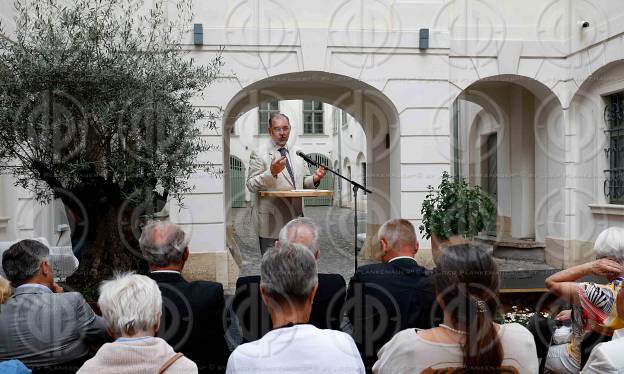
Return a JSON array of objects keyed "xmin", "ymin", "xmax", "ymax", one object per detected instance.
[
  {"xmin": 148, "ymin": 271, "xmax": 186, "ymax": 283},
  {"xmin": 386, "ymin": 257, "xmax": 429, "ymax": 275}
]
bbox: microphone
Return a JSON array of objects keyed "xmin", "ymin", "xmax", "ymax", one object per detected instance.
[{"xmin": 296, "ymin": 150, "xmax": 320, "ymax": 167}]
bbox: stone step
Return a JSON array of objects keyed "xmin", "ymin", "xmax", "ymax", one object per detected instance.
[{"xmin": 477, "ymin": 236, "xmax": 547, "ymax": 262}]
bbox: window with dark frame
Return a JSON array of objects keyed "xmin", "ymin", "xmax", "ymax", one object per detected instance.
[
  {"xmin": 303, "ymin": 100, "xmax": 324, "ymax": 134},
  {"xmin": 258, "ymin": 100, "xmax": 280, "ymax": 134},
  {"xmin": 604, "ymin": 92, "xmax": 624, "ymax": 204}
]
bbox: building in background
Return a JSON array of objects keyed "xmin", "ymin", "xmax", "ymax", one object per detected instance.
[
  {"xmin": 228, "ymin": 100, "xmax": 367, "ymax": 210},
  {"xmin": 2, "ymin": 1, "xmax": 624, "ymax": 286}
]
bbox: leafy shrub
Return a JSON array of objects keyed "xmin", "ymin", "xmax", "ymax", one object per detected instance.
[{"xmin": 419, "ymin": 171, "xmax": 496, "ymax": 241}]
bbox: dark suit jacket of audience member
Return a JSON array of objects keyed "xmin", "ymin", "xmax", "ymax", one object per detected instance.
[
  {"xmin": 346, "ymin": 258, "xmax": 441, "ymax": 369},
  {"xmin": 233, "ymin": 273, "xmax": 346, "ymax": 342},
  {"xmin": 149, "ymin": 272, "xmax": 229, "ymax": 374}
]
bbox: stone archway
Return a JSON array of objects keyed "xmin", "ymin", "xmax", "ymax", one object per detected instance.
[
  {"xmin": 222, "ymin": 71, "xmax": 401, "ymax": 260},
  {"xmin": 454, "ymin": 75, "xmax": 564, "ymax": 264}
]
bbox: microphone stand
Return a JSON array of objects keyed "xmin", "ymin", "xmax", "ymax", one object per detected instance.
[{"xmin": 299, "ymin": 155, "xmax": 372, "ymax": 271}]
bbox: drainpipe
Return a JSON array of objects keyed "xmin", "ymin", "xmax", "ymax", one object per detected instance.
[{"xmin": 453, "ymin": 100, "xmax": 460, "ymax": 178}]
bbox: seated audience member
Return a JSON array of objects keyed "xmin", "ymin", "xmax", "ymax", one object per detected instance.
[
  {"xmin": 545, "ymin": 227, "xmax": 624, "ymax": 373},
  {"xmin": 140, "ymin": 221, "xmax": 229, "ymax": 373},
  {"xmin": 346, "ymin": 218, "xmax": 441, "ymax": 369},
  {"xmin": 226, "ymin": 243, "xmax": 365, "ymax": 373},
  {"xmin": 78, "ymin": 273, "xmax": 197, "ymax": 374},
  {"xmin": 0, "ymin": 360, "xmax": 32, "ymax": 374},
  {"xmin": 0, "ymin": 240, "xmax": 108, "ymax": 371},
  {"xmin": 0, "ymin": 275, "xmax": 10, "ymax": 304},
  {"xmin": 374, "ymin": 243, "xmax": 539, "ymax": 374},
  {"xmin": 581, "ymin": 287, "xmax": 624, "ymax": 373},
  {"xmin": 233, "ymin": 218, "xmax": 346, "ymax": 341}
]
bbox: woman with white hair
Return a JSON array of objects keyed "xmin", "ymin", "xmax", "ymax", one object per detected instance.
[
  {"xmin": 77, "ymin": 273, "xmax": 198, "ymax": 374},
  {"xmin": 545, "ymin": 227, "xmax": 624, "ymax": 373},
  {"xmin": 226, "ymin": 242, "xmax": 365, "ymax": 374}
]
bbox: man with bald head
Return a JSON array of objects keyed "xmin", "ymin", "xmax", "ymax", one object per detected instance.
[
  {"xmin": 140, "ymin": 221, "xmax": 229, "ymax": 373},
  {"xmin": 346, "ymin": 218, "xmax": 440, "ymax": 371},
  {"xmin": 233, "ymin": 218, "xmax": 346, "ymax": 342}
]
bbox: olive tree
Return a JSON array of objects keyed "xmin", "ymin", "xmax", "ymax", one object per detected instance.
[{"xmin": 0, "ymin": 0, "xmax": 222, "ymax": 288}]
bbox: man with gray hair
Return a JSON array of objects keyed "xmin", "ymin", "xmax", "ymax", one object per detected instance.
[
  {"xmin": 246, "ymin": 112, "xmax": 326, "ymax": 255},
  {"xmin": 345, "ymin": 218, "xmax": 440, "ymax": 371},
  {"xmin": 227, "ymin": 242, "xmax": 364, "ymax": 373},
  {"xmin": 140, "ymin": 221, "xmax": 229, "ymax": 373},
  {"xmin": 0, "ymin": 239, "xmax": 108, "ymax": 371},
  {"xmin": 233, "ymin": 218, "xmax": 346, "ymax": 342}
]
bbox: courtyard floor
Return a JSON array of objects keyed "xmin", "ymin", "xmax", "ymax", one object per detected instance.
[
  {"xmin": 230, "ymin": 206, "xmax": 374, "ymax": 281},
  {"xmin": 229, "ymin": 205, "xmax": 557, "ymax": 291}
]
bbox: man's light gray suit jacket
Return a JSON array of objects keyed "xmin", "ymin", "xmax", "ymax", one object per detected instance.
[{"xmin": 246, "ymin": 142, "xmax": 315, "ymax": 239}]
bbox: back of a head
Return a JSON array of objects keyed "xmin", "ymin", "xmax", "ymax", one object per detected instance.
[
  {"xmin": 1, "ymin": 239, "xmax": 49, "ymax": 286},
  {"xmin": 98, "ymin": 273, "xmax": 162, "ymax": 337},
  {"xmin": 378, "ymin": 218, "xmax": 417, "ymax": 251},
  {"xmin": 434, "ymin": 243, "xmax": 502, "ymax": 372},
  {"xmin": 278, "ymin": 217, "xmax": 319, "ymax": 256},
  {"xmin": 260, "ymin": 242, "xmax": 318, "ymax": 305},
  {"xmin": 139, "ymin": 221, "xmax": 188, "ymax": 267},
  {"xmin": 594, "ymin": 227, "xmax": 624, "ymax": 263}
]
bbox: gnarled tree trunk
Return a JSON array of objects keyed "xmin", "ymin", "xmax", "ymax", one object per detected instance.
[{"xmin": 62, "ymin": 181, "xmax": 148, "ymax": 294}]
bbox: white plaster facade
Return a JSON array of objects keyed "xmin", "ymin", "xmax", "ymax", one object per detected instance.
[{"xmin": 3, "ymin": 0, "xmax": 624, "ymax": 284}]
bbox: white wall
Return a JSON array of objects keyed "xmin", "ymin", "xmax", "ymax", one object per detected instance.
[{"xmin": 2, "ymin": 0, "xmax": 624, "ymax": 269}]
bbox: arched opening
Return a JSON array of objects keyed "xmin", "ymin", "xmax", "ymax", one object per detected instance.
[
  {"xmin": 563, "ymin": 60, "xmax": 624, "ymax": 266},
  {"xmin": 454, "ymin": 75, "xmax": 564, "ymax": 251},
  {"xmin": 222, "ymin": 71, "xmax": 400, "ymax": 263}
]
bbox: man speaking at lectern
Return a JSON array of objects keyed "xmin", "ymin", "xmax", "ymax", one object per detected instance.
[{"xmin": 246, "ymin": 112, "xmax": 326, "ymax": 254}]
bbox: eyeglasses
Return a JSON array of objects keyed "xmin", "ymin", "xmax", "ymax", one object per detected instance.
[{"xmin": 271, "ymin": 126, "xmax": 290, "ymax": 133}]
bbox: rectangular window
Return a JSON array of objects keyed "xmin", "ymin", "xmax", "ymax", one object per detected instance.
[
  {"xmin": 258, "ymin": 100, "xmax": 280, "ymax": 134},
  {"xmin": 303, "ymin": 100, "xmax": 324, "ymax": 134},
  {"xmin": 605, "ymin": 92, "xmax": 624, "ymax": 203},
  {"xmin": 341, "ymin": 110, "xmax": 348, "ymax": 128}
]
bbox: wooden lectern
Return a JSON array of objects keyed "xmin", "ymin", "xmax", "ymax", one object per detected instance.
[{"xmin": 258, "ymin": 190, "xmax": 333, "ymax": 198}]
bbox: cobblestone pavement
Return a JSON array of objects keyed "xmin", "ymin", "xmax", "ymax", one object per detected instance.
[{"xmin": 230, "ymin": 206, "xmax": 374, "ymax": 281}]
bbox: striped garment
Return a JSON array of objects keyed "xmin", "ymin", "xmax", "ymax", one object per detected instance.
[{"xmin": 566, "ymin": 278, "xmax": 624, "ymax": 363}]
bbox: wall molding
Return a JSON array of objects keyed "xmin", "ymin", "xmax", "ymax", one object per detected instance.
[{"xmin": 588, "ymin": 203, "xmax": 624, "ymax": 216}]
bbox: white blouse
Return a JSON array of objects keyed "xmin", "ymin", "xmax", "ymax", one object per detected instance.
[{"xmin": 373, "ymin": 323, "xmax": 538, "ymax": 374}]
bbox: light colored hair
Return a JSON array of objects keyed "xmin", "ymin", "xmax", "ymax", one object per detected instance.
[
  {"xmin": 98, "ymin": 273, "xmax": 162, "ymax": 337},
  {"xmin": 260, "ymin": 242, "xmax": 318, "ymax": 304},
  {"xmin": 139, "ymin": 221, "xmax": 189, "ymax": 267},
  {"xmin": 594, "ymin": 227, "xmax": 624, "ymax": 263},
  {"xmin": 378, "ymin": 218, "xmax": 417, "ymax": 250},
  {"xmin": 0, "ymin": 276, "xmax": 11, "ymax": 304},
  {"xmin": 278, "ymin": 217, "xmax": 319, "ymax": 255}
]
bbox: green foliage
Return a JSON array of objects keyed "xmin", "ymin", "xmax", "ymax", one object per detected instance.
[
  {"xmin": 0, "ymin": 0, "xmax": 222, "ymax": 204},
  {"xmin": 419, "ymin": 171, "xmax": 496, "ymax": 241}
]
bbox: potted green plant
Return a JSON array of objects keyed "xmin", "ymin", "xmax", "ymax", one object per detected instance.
[{"xmin": 419, "ymin": 171, "xmax": 496, "ymax": 261}]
